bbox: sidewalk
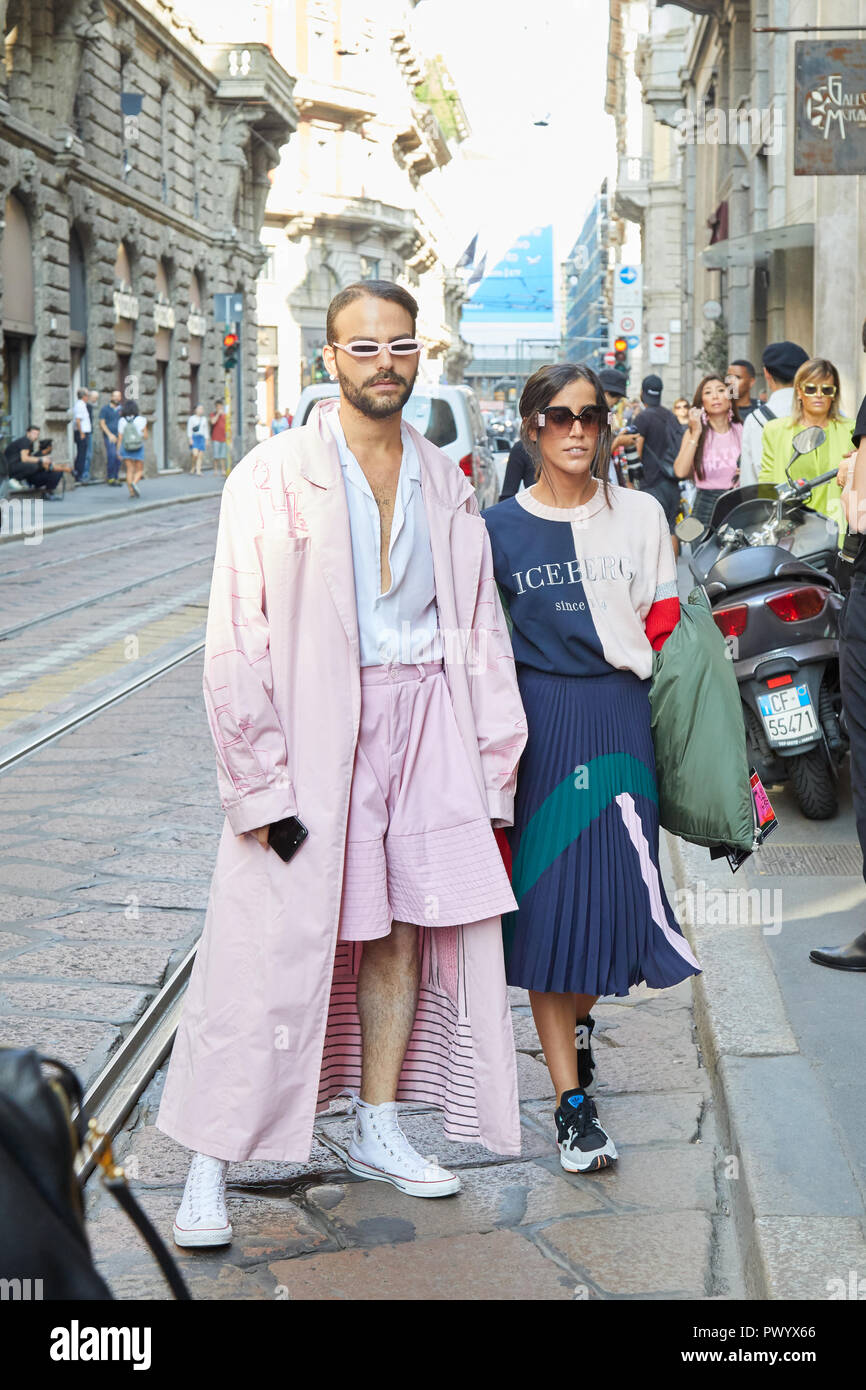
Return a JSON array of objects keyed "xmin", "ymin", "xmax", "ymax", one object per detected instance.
[
  {"xmin": 1, "ymin": 470, "xmax": 225, "ymax": 541},
  {"xmin": 86, "ymin": 831, "xmax": 743, "ymax": 1300},
  {"xmin": 670, "ymin": 560, "xmax": 866, "ymax": 1299}
]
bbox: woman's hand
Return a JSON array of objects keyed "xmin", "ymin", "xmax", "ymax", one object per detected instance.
[
  {"xmin": 250, "ymin": 825, "xmax": 270, "ymax": 847},
  {"xmin": 688, "ymin": 407, "xmax": 702, "ymax": 438},
  {"xmin": 837, "ymin": 451, "xmax": 856, "ymax": 489}
]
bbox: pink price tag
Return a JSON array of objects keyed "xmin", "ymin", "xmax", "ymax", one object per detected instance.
[{"xmin": 752, "ymin": 778, "xmax": 774, "ymax": 826}]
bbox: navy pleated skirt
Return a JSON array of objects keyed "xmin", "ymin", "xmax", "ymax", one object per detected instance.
[{"xmin": 503, "ymin": 666, "xmax": 701, "ymax": 997}]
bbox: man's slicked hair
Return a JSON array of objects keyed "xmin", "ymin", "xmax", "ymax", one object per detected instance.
[{"xmin": 326, "ymin": 280, "xmax": 418, "ymax": 344}]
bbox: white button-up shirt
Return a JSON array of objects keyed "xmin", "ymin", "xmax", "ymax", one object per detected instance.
[
  {"xmin": 328, "ymin": 409, "xmax": 442, "ymax": 667},
  {"xmin": 73, "ymin": 398, "xmax": 91, "ymax": 434},
  {"xmin": 739, "ymin": 387, "xmax": 795, "ymax": 486}
]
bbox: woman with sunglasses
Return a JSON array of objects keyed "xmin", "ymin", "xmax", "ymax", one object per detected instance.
[
  {"xmin": 673, "ymin": 375, "xmax": 742, "ymax": 530},
  {"xmin": 758, "ymin": 358, "xmax": 854, "ymax": 538},
  {"xmin": 484, "ymin": 363, "xmax": 700, "ymax": 1176}
]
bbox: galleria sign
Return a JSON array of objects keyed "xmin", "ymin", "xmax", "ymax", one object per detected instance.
[{"xmin": 796, "ymin": 40, "xmax": 866, "ymax": 175}]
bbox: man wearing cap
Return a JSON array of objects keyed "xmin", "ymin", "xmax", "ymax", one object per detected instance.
[
  {"xmin": 599, "ymin": 367, "xmax": 629, "ymax": 486},
  {"xmin": 614, "ymin": 374, "xmax": 682, "ymax": 537},
  {"xmin": 739, "ymin": 341, "xmax": 809, "ymax": 486}
]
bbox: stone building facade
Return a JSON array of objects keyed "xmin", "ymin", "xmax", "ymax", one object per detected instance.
[
  {"xmin": 609, "ymin": 0, "xmax": 866, "ymax": 408},
  {"xmin": 0, "ymin": 0, "xmax": 296, "ymax": 473},
  {"xmin": 254, "ymin": 0, "xmax": 472, "ymax": 420}
]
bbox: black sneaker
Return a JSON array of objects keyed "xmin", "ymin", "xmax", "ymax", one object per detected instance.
[
  {"xmin": 575, "ymin": 1015, "xmax": 598, "ymax": 1095},
  {"xmin": 555, "ymin": 1088, "xmax": 618, "ymax": 1173}
]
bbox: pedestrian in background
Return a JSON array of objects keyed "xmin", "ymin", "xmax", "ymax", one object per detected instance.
[
  {"xmin": 758, "ymin": 357, "xmax": 853, "ymax": 540},
  {"xmin": 209, "ymin": 402, "xmax": 228, "ymax": 475},
  {"xmin": 187, "ymin": 404, "xmax": 209, "ymax": 475},
  {"xmin": 674, "ymin": 374, "xmax": 743, "ymax": 529},
  {"xmin": 739, "ymin": 341, "xmax": 809, "ymax": 485},
  {"xmin": 3, "ymin": 425, "xmax": 64, "ymax": 499},
  {"xmin": 84, "ymin": 390, "xmax": 98, "ymax": 478},
  {"xmin": 613, "ymin": 374, "xmax": 682, "ymax": 550},
  {"xmin": 811, "ymin": 318, "xmax": 866, "ymax": 973},
  {"xmin": 598, "ymin": 367, "xmax": 629, "ymax": 485},
  {"xmin": 72, "ymin": 387, "xmax": 91, "ymax": 482},
  {"xmin": 725, "ymin": 359, "xmax": 759, "ymax": 421},
  {"xmin": 117, "ymin": 398, "xmax": 147, "ymax": 499},
  {"xmin": 499, "ymin": 437, "xmax": 535, "ymax": 498},
  {"xmin": 271, "ymin": 409, "xmax": 288, "ymax": 435},
  {"xmin": 484, "ymin": 362, "xmax": 699, "ymax": 1176},
  {"xmin": 672, "ymin": 397, "xmax": 690, "ymax": 428},
  {"xmin": 99, "ymin": 389, "xmax": 123, "ymax": 486}
]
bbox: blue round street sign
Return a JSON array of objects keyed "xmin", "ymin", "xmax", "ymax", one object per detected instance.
[
  {"xmin": 626, "ymin": 334, "xmax": 640, "ymax": 349},
  {"xmin": 619, "ymin": 266, "xmax": 638, "ymax": 285}
]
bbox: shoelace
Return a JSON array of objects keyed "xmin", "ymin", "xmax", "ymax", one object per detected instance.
[
  {"xmin": 557, "ymin": 1096, "xmax": 602, "ymax": 1148},
  {"xmin": 357, "ymin": 1106, "xmax": 446, "ymax": 1179},
  {"xmin": 185, "ymin": 1155, "xmax": 227, "ymax": 1223}
]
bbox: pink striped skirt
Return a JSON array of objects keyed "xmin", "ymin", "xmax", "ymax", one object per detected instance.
[{"xmin": 337, "ymin": 660, "xmax": 516, "ymax": 941}]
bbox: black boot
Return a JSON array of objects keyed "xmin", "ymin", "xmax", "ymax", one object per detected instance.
[{"xmin": 809, "ymin": 931, "xmax": 866, "ymax": 971}]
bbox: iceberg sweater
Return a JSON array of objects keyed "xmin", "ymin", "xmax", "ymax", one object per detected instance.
[{"xmin": 483, "ymin": 482, "xmax": 680, "ymax": 680}]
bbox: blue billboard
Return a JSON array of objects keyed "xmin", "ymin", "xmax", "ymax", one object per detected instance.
[{"xmin": 463, "ymin": 225, "xmax": 555, "ymax": 324}]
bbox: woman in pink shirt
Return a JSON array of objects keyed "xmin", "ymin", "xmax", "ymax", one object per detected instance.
[{"xmin": 674, "ymin": 374, "xmax": 743, "ymax": 529}]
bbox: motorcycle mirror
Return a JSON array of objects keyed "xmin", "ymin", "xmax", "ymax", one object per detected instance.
[
  {"xmin": 676, "ymin": 516, "xmax": 707, "ymax": 543},
  {"xmin": 792, "ymin": 425, "xmax": 826, "ymax": 455},
  {"xmin": 786, "ymin": 426, "xmax": 827, "ymax": 479}
]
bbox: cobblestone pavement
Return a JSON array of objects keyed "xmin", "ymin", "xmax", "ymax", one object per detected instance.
[
  {"xmin": 0, "ymin": 515, "xmax": 743, "ymax": 1302},
  {"xmin": 85, "ymin": 970, "xmax": 742, "ymax": 1300}
]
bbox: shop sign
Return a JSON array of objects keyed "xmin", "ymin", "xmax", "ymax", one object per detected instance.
[
  {"xmin": 113, "ymin": 288, "xmax": 139, "ymax": 322},
  {"xmin": 795, "ymin": 40, "xmax": 866, "ymax": 175},
  {"xmin": 154, "ymin": 302, "xmax": 176, "ymax": 330}
]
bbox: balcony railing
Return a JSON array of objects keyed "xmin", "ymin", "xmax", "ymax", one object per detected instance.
[{"xmin": 617, "ymin": 155, "xmax": 653, "ymax": 188}]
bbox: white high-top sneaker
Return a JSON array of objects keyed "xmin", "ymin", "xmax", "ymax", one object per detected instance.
[
  {"xmin": 172, "ymin": 1152, "xmax": 232, "ymax": 1248},
  {"xmin": 346, "ymin": 1100, "xmax": 461, "ymax": 1198}
]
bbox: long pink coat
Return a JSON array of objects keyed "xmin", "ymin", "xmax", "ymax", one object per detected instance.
[{"xmin": 157, "ymin": 400, "xmax": 528, "ymax": 1162}]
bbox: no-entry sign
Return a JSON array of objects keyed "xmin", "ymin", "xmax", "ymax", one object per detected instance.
[
  {"xmin": 604, "ymin": 350, "xmax": 616, "ymax": 365},
  {"xmin": 649, "ymin": 333, "xmax": 670, "ymax": 364}
]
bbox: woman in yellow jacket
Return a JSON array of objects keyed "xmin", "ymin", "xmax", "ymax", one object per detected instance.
[{"xmin": 758, "ymin": 357, "xmax": 854, "ymax": 545}]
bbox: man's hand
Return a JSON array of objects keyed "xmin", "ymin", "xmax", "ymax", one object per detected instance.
[{"xmin": 251, "ymin": 825, "xmax": 270, "ymax": 847}]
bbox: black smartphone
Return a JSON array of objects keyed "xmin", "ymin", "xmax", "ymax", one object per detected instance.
[{"xmin": 267, "ymin": 815, "xmax": 308, "ymax": 863}]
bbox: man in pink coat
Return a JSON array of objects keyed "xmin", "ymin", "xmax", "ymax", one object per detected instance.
[{"xmin": 158, "ymin": 281, "xmax": 528, "ymax": 1247}]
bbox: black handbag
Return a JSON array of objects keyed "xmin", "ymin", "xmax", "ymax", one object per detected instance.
[{"xmin": 0, "ymin": 1048, "xmax": 191, "ymax": 1300}]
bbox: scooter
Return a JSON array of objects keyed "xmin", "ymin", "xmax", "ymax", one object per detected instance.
[{"xmin": 676, "ymin": 426, "xmax": 849, "ymax": 819}]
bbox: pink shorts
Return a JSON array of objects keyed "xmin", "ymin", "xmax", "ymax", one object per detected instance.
[{"xmin": 337, "ymin": 661, "xmax": 517, "ymax": 942}]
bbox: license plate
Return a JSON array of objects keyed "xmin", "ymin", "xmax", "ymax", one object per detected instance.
[{"xmin": 757, "ymin": 684, "xmax": 818, "ymax": 745}]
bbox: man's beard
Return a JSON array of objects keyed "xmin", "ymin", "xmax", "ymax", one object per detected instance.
[{"xmin": 335, "ymin": 363, "xmax": 416, "ymax": 419}]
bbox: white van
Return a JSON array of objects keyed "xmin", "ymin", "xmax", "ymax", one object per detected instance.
[{"xmin": 291, "ymin": 382, "xmax": 499, "ymax": 509}]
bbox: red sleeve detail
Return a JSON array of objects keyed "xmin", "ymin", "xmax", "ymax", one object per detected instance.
[
  {"xmin": 645, "ymin": 596, "xmax": 681, "ymax": 651},
  {"xmin": 494, "ymin": 827, "xmax": 512, "ymax": 878}
]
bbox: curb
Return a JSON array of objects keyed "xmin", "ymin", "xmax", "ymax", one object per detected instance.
[
  {"xmin": 0, "ymin": 487, "xmax": 223, "ymax": 544},
  {"xmin": 665, "ymin": 830, "xmax": 866, "ymax": 1300}
]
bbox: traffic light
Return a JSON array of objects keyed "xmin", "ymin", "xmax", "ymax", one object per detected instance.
[
  {"xmin": 222, "ymin": 327, "xmax": 239, "ymax": 371},
  {"xmin": 311, "ymin": 350, "xmax": 328, "ymax": 383},
  {"xmin": 613, "ymin": 337, "xmax": 628, "ymax": 374}
]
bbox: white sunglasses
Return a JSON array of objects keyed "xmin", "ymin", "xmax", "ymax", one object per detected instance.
[{"xmin": 331, "ymin": 338, "xmax": 422, "ymax": 359}]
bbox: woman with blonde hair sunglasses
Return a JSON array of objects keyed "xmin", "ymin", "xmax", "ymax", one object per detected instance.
[{"xmin": 758, "ymin": 357, "xmax": 854, "ymax": 540}]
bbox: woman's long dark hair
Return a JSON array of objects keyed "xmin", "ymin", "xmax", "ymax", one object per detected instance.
[
  {"xmin": 519, "ymin": 362, "xmax": 612, "ymax": 507},
  {"xmin": 121, "ymin": 397, "xmax": 140, "ymax": 419},
  {"xmin": 691, "ymin": 375, "xmax": 741, "ymax": 482}
]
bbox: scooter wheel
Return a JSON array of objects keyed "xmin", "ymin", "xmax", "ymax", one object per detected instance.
[{"xmin": 789, "ymin": 746, "xmax": 838, "ymax": 820}]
